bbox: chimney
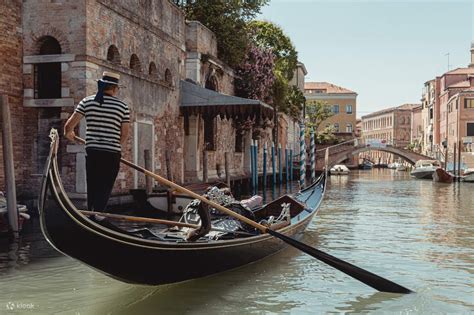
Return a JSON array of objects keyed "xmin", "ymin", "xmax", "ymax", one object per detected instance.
[
  {"xmin": 469, "ymin": 75, "xmax": 474, "ymax": 87},
  {"xmin": 470, "ymin": 42, "xmax": 474, "ymax": 68}
]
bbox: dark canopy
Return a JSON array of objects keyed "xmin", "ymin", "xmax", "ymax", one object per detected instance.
[{"xmin": 180, "ymin": 80, "xmax": 273, "ymax": 119}]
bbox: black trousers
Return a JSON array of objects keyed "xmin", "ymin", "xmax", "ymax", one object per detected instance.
[{"xmin": 86, "ymin": 148, "xmax": 121, "ymax": 212}]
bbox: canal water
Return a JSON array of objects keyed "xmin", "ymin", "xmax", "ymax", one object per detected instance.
[{"xmin": 0, "ymin": 169, "xmax": 473, "ymax": 314}]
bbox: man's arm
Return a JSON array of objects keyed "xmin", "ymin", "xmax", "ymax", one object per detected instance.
[
  {"xmin": 64, "ymin": 112, "xmax": 83, "ymax": 142},
  {"xmin": 121, "ymin": 122, "xmax": 130, "ymax": 146}
]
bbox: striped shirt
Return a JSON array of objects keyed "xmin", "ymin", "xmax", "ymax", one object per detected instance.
[{"xmin": 75, "ymin": 95, "xmax": 130, "ymax": 153}]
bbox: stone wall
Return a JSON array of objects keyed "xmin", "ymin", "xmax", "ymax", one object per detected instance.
[
  {"xmin": 0, "ymin": 0, "xmax": 24, "ymax": 193},
  {"xmin": 79, "ymin": 0, "xmax": 187, "ymax": 193}
]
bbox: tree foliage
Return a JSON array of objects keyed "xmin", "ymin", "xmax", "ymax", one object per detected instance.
[
  {"xmin": 235, "ymin": 44, "xmax": 275, "ymax": 101},
  {"xmin": 247, "ymin": 20, "xmax": 298, "ymax": 81},
  {"xmin": 305, "ymin": 100, "xmax": 334, "ymax": 133},
  {"xmin": 285, "ymin": 85, "xmax": 305, "ymax": 120},
  {"xmin": 178, "ymin": 0, "xmax": 269, "ymax": 67}
]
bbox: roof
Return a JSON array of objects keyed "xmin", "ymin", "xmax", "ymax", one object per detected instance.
[
  {"xmin": 180, "ymin": 80, "xmax": 273, "ymax": 118},
  {"xmin": 447, "ymin": 80, "xmax": 471, "ymax": 89},
  {"xmin": 304, "ymin": 82, "xmax": 356, "ymax": 94},
  {"xmin": 445, "ymin": 67, "xmax": 474, "ymax": 75},
  {"xmin": 361, "ymin": 103, "xmax": 420, "ymax": 119}
]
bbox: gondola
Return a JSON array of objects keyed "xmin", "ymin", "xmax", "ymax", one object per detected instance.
[{"xmin": 39, "ymin": 130, "xmax": 327, "ymax": 285}]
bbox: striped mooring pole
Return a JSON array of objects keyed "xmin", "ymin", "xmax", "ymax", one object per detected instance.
[
  {"xmin": 278, "ymin": 143, "xmax": 283, "ymax": 185},
  {"xmin": 271, "ymin": 142, "xmax": 276, "ymax": 191},
  {"xmin": 263, "ymin": 142, "xmax": 267, "ymax": 203},
  {"xmin": 254, "ymin": 140, "xmax": 259, "ymax": 194},
  {"xmin": 310, "ymin": 128, "xmax": 315, "ymax": 184},
  {"xmin": 285, "ymin": 144, "xmax": 289, "ymax": 190},
  {"xmin": 250, "ymin": 139, "xmax": 255, "ymax": 195},
  {"xmin": 299, "ymin": 123, "xmax": 306, "ymax": 188},
  {"xmin": 289, "ymin": 147, "xmax": 293, "ymax": 189}
]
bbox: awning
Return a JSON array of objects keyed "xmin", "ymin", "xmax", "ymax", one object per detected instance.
[{"xmin": 180, "ymin": 80, "xmax": 273, "ymax": 119}]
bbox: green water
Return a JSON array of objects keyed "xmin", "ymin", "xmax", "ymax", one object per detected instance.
[{"xmin": 0, "ymin": 169, "xmax": 473, "ymax": 314}]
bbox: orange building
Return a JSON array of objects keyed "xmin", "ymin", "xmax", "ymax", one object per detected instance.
[{"xmin": 304, "ymin": 82, "xmax": 357, "ymax": 140}]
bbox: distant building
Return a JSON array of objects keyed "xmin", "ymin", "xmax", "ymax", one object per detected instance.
[
  {"xmin": 304, "ymin": 82, "xmax": 357, "ymax": 141},
  {"xmin": 420, "ymin": 43, "xmax": 474, "ymax": 162},
  {"xmin": 411, "ymin": 105, "xmax": 423, "ymax": 152},
  {"xmin": 361, "ymin": 104, "xmax": 420, "ymax": 163},
  {"xmin": 420, "ymin": 79, "xmax": 436, "ymax": 155}
]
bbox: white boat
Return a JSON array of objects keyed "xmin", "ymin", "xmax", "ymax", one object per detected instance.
[
  {"xmin": 330, "ymin": 164, "xmax": 350, "ymax": 175},
  {"xmin": 388, "ymin": 162, "xmax": 401, "ymax": 169},
  {"xmin": 410, "ymin": 160, "xmax": 440, "ymax": 179},
  {"xmin": 461, "ymin": 168, "xmax": 474, "ymax": 182}
]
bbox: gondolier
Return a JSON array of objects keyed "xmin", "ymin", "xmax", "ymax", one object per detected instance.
[{"xmin": 64, "ymin": 71, "xmax": 130, "ymax": 216}]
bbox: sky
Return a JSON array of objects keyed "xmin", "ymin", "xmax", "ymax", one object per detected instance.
[{"xmin": 258, "ymin": 0, "xmax": 474, "ymax": 117}]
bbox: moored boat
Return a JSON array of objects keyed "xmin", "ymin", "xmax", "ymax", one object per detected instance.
[
  {"xmin": 330, "ymin": 164, "xmax": 350, "ymax": 175},
  {"xmin": 410, "ymin": 160, "xmax": 440, "ymax": 179},
  {"xmin": 39, "ymin": 130, "xmax": 327, "ymax": 285},
  {"xmin": 461, "ymin": 168, "xmax": 474, "ymax": 182},
  {"xmin": 433, "ymin": 168, "xmax": 454, "ymax": 183}
]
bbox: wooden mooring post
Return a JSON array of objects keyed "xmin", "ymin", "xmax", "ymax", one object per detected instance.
[
  {"xmin": 457, "ymin": 140, "xmax": 462, "ymax": 182},
  {"xmin": 1, "ymin": 95, "xmax": 19, "ymax": 236},
  {"xmin": 453, "ymin": 142, "xmax": 457, "ymax": 178}
]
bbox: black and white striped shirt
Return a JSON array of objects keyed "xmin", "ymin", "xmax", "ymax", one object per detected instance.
[{"xmin": 75, "ymin": 95, "xmax": 130, "ymax": 153}]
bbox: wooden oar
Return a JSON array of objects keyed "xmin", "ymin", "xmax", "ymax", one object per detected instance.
[
  {"xmin": 74, "ymin": 136, "xmax": 413, "ymax": 294},
  {"xmin": 79, "ymin": 210, "xmax": 199, "ymax": 229}
]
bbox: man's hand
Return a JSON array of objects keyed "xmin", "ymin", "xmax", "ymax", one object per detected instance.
[
  {"xmin": 65, "ymin": 130, "xmax": 76, "ymax": 142},
  {"xmin": 64, "ymin": 112, "xmax": 83, "ymax": 143}
]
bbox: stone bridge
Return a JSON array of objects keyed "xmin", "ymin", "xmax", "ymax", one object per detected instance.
[{"xmin": 314, "ymin": 140, "xmax": 436, "ymax": 169}]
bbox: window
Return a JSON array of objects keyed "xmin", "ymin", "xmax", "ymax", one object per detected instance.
[
  {"xmin": 465, "ymin": 99, "xmax": 474, "ymax": 108},
  {"xmin": 165, "ymin": 68, "xmax": 172, "ymax": 86},
  {"xmin": 106, "ymin": 45, "xmax": 121, "ymax": 64},
  {"xmin": 333, "ymin": 104, "xmax": 339, "ymax": 114},
  {"xmin": 130, "ymin": 54, "xmax": 141, "ymax": 72},
  {"xmin": 346, "ymin": 123, "xmax": 353, "ymax": 133},
  {"xmin": 204, "ymin": 116, "xmax": 215, "ymax": 150},
  {"xmin": 34, "ymin": 36, "xmax": 61, "ymax": 99},
  {"xmin": 346, "ymin": 104, "xmax": 353, "ymax": 114},
  {"xmin": 205, "ymin": 74, "xmax": 218, "ymax": 91},
  {"xmin": 235, "ymin": 130, "xmax": 243, "ymax": 152},
  {"xmin": 467, "ymin": 123, "xmax": 474, "ymax": 136},
  {"xmin": 334, "ymin": 123, "xmax": 339, "ymax": 132},
  {"xmin": 149, "ymin": 62, "xmax": 157, "ymax": 77}
]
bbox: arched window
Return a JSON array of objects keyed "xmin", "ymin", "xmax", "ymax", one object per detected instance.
[
  {"xmin": 130, "ymin": 54, "xmax": 141, "ymax": 72},
  {"xmin": 165, "ymin": 68, "xmax": 172, "ymax": 86},
  {"xmin": 107, "ymin": 45, "xmax": 121, "ymax": 64},
  {"xmin": 149, "ymin": 62, "xmax": 158, "ymax": 77},
  {"xmin": 35, "ymin": 36, "xmax": 61, "ymax": 99},
  {"xmin": 205, "ymin": 75, "xmax": 218, "ymax": 91}
]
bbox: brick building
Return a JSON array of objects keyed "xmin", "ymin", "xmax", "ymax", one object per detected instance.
[
  {"xmin": 0, "ymin": 0, "xmax": 282, "ymax": 206},
  {"xmin": 361, "ymin": 104, "xmax": 419, "ymax": 164}
]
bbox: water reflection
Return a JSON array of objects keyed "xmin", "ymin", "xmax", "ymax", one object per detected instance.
[{"xmin": 0, "ymin": 169, "xmax": 473, "ymax": 313}]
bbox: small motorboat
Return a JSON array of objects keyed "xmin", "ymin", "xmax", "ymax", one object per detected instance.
[
  {"xmin": 461, "ymin": 168, "xmax": 474, "ymax": 182},
  {"xmin": 359, "ymin": 160, "xmax": 373, "ymax": 170},
  {"xmin": 330, "ymin": 164, "xmax": 350, "ymax": 175},
  {"xmin": 410, "ymin": 160, "xmax": 440, "ymax": 179}
]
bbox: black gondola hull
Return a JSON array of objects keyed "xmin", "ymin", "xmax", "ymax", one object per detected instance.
[{"xmin": 39, "ymin": 130, "xmax": 326, "ymax": 285}]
